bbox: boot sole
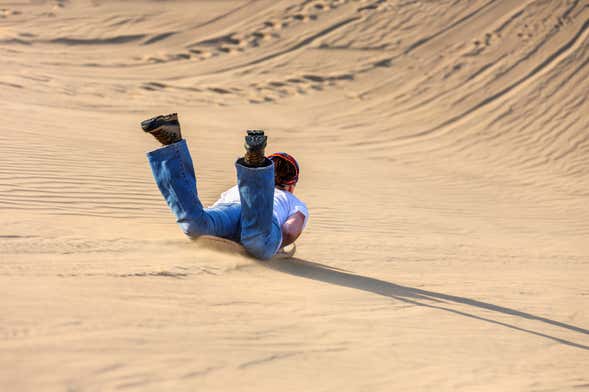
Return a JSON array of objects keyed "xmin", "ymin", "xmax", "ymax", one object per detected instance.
[{"xmin": 245, "ymin": 134, "xmax": 267, "ymax": 151}]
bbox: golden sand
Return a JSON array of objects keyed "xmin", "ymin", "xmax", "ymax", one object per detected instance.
[{"xmin": 1, "ymin": 1, "xmax": 588, "ymax": 390}]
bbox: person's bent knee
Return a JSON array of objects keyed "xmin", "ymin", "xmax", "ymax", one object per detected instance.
[
  {"xmin": 240, "ymin": 222, "xmax": 281, "ymax": 260},
  {"xmin": 244, "ymin": 244, "xmax": 275, "ymax": 260},
  {"xmin": 242, "ymin": 235, "xmax": 281, "ymax": 260}
]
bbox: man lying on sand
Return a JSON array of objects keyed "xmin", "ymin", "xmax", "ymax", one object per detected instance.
[{"xmin": 141, "ymin": 113, "xmax": 308, "ymax": 260}]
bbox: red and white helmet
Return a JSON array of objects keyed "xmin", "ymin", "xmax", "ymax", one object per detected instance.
[{"xmin": 268, "ymin": 152, "xmax": 300, "ymax": 186}]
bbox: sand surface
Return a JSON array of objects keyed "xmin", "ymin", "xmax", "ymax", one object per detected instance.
[{"xmin": 1, "ymin": 0, "xmax": 588, "ymax": 390}]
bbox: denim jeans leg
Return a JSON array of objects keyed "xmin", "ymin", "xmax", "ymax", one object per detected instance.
[
  {"xmin": 147, "ymin": 140, "xmax": 239, "ymax": 239},
  {"xmin": 235, "ymin": 159, "xmax": 282, "ymax": 260}
]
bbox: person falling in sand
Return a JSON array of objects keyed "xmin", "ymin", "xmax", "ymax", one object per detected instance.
[{"xmin": 141, "ymin": 113, "xmax": 309, "ymax": 260}]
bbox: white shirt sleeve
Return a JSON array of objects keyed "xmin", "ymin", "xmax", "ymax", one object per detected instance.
[{"xmin": 290, "ymin": 198, "xmax": 309, "ymax": 229}]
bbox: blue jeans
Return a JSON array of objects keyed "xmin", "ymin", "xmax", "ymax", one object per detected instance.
[{"xmin": 147, "ymin": 140, "xmax": 282, "ymax": 260}]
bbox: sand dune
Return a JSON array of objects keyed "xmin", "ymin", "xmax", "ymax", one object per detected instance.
[{"xmin": 1, "ymin": 1, "xmax": 588, "ymax": 391}]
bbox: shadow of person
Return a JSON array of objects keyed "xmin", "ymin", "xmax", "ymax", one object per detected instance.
[{"xmin": 262, "ymin": 256, "xmax": 589, "ymax": 350}]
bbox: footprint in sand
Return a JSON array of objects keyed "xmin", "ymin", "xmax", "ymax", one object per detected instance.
[
  {"xmin": 182, "ymin": 0, "xmax": 345, "ymax": 64},
  {"xmin": 52, "ymin": 0, "xmax": 69, "ymax": 8},
  {"xmin": 244, "ymin": 73, "xmax": 356, "ymax": 104},
  {"xmin": 0, "ymin": 8, "xmax": 22, "ymax": 18},
  {"xmin": 134, "ymin": 0, "xmax": 367, "ymax": 68}
]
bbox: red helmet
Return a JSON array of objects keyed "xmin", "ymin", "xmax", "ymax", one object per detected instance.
[{"xmin": 268, "ymin": 152, "xmax": 299, "ymax": 186}]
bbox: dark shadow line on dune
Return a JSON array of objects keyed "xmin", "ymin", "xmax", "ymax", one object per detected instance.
[
  {"xmin": 48, "ymin": 34, "xmax": 146, "ymax": 46},
  {"xmin": 262, "ymin": 257, "xmax": 588, "ymax": 350}
]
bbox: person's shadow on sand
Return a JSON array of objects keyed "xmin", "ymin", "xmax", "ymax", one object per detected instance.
[{"xmin": 261, "ymin": 257, "xmax": 588, "ymax": 350}]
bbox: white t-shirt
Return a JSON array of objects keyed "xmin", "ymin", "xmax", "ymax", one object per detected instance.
[{"xmin": 212, "ymin": 185, "xmax": 309, "ymax": 228}]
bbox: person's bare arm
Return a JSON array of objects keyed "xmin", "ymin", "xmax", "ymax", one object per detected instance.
[{"xmin": 281, "ymin": 211, "xmax": 305, "ymax": 247}]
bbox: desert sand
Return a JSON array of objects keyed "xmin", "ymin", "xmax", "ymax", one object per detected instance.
[{"xmin": 1, "ymin": 0, "xmax": 588, "ymax": 390}]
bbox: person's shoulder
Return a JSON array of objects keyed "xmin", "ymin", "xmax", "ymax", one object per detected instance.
[
  {"xmin": 287, "ymin": 191, "xmax": 308, "ymax": 215},
  {"xmin": 275, "ymin": 189, "xmax": 307, "ymax": 209},
  {"xmin": 286, "ymin": 190, "xmax": 305, "ymax": 205}
]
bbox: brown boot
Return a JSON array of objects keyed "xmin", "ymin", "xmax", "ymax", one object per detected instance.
[
  {"xmin": 141, "ymin": 113, "xmax": 182, "ymax": 145},
  {"xmin": 243, "ymin": 130, "xmax": 267, "ymax": 167}
]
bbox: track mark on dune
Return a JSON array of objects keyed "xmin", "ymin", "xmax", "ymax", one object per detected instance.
[
  {"xmin": 214, "ymin": 16, "xmax": 360, "ymax": 74},
  {"xmin": 181, "ymin": 366, "xmax": 221, "ymax": 379},
  {"xmin": 48, "ymin": 34, "xmax": 146, "ymax": 45},
  {"xmin": 94, "ymin": 363, "xmax": 125, "ymax": 375},
  {"xmin": 71, "ymin": 0, "xmax": 364, "ymax": 69},
  {"xmin": 399, "ymin": 16, "xmax": 589, "ymax": 142},
  {"xmin": 140, "ymin": 0, "xmax": 352, "ymax": 67},
  {"xmin": 357, "ymin": 0, "xmax": 388, "ymax": 13},
  {"xmin": 142, "ymin": 32, "xmax": 176, "ymax": 45},
  {"xmin": 0, "ymin": 81, "xmax": 23, "ymax": 89},
  {"xmin": 404, "ymin": 0, "xmax": 496, "ymax": 55},
  {"xmin": 238, "ymin": 352, "xmax": 300, "ymax": 369}
]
